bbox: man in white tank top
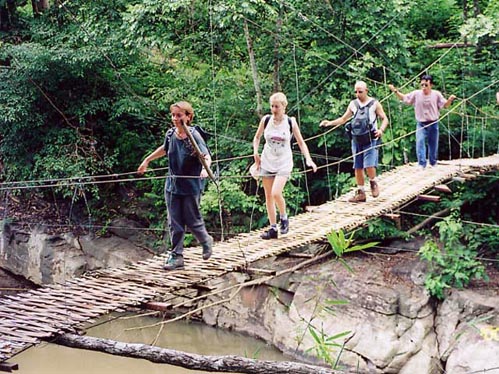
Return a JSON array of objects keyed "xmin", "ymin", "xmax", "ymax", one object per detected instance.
[{"xmin": 320, "ymin": 81, "xmax": 389, "ymax": 202}]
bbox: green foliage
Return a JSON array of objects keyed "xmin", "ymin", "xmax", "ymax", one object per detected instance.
[
  {"xmin": 419, "ymin": 215, "xmax": 489, "ymax": 299},
  {"xmin": 406, "ymin": 0, "xmax": 461, "ymax": 40},
  {"xmin": 307, "ymin": 325, "xmax": 350, "ymax": 369},
  {"xmin": 326, "ymin": 229, "xmax": 379, "ymax": 273},
  {"xmin": 327, "ymin": 229, "xmax": 379, "ymax": 257},
  {"xmin": 354, "ymin": 217, "xmax": 408, "ymax": 241},
  {"xmin": 201, "ymin": 176, "xmax": 265, "ymax": 236},
  {"xmin": 1, "ymin": 0, "xmax": 497, "ymax": 237}
]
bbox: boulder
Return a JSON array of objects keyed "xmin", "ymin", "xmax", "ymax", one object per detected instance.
[
  {"xmin": 436, "ymin": 289, "xmax": 499, "ymax": 373},
  {"xmin": 201, "ymin": 252, "xmax": 440, "ymax": 373}
]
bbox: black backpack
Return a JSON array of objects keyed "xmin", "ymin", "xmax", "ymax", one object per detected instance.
[
  {"xmin": 165, "ymin": 125, "xmax": 211, "ymax": 151},
  {"xmin": 165, "ymin": 125, "xmax": 214, "ymax": 188},
  {"xmin": 345, "ymin": 100, "xmax": 377, "ymax": 145}
]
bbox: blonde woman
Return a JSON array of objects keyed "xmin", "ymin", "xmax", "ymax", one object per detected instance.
[{"xmin": 253, "ymin": 92, "xmax": 317, "ymax": 239}]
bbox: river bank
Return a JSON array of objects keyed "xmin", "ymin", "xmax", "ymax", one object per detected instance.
[{"xmin": 1, "ymin": 224, "xmax": 498, "ymax": 373}]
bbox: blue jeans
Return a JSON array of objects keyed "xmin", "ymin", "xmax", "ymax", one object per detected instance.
[
  {"xmin": 351, "ymin": 139, "xmax": 379, "ymax": 169},
  {"xmin": 416, "ymin": 121, "xmax": 439, "ymax": 167},
  {"xmin": 165, "ymin": 192, "xmax": 211, "ymax": 255}
]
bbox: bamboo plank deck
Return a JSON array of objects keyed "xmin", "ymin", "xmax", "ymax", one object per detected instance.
[{"xmin": 0, "ymin": 155, "xmax": 498, "ymax": 363}]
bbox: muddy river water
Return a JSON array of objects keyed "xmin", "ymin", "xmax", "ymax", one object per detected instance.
[{"xmin": 13, "ymin": 314, "xmax": 292, "ymax": 373}]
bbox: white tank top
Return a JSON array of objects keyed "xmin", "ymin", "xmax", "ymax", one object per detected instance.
[{"xmin": 260, "ymin": 115, "xmax": 293, "ymax": 174}]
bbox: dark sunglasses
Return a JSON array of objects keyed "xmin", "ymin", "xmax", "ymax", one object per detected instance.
[
  {"xmin": 420, "ymin": 83, "xmax": 429, "ymax": 87},
  {"xmin": 355, "ymin": 90, "xmax": 364, "ymax": 93}
]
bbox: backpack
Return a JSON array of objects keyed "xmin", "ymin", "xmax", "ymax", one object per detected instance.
[
  {"xmin": 345, "ymin": 99, "xmax": 377, "ymax": 145},
  {"xmin": 165, "ymin": 125, "xmax": 214, "ymax": 188},
  {"xmin": 263, "ymin": 115, "xmax": 294, "ymax": 142},
  {"xmin": 165, "ymin": 125, "xmax": 211, "ymax": 154}
]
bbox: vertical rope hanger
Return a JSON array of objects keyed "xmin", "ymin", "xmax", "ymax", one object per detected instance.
[
  {"xmin": 459, "ymin": 99, "xmax": 466, "ymax": 161},
  {"xmin": 292, "ymin": 41, "xmax": 312, "ymax": 209},
  {"xmin": 482, "ymin": 116, "xmax": 487, "ymax": 158},
  {"xmin": 323, "ymin": 135, "xmax": 333, "ymax": 201},
  {"xmin": 382, "ymin": 67, "xmax": 393, "ymax": 168},
  {"xmin": 208, "ymin": 0, "xmax": 225, "ymax": 241},
  {"xmin": 471, "ymin": 107, "xmax": 478, "ymax": 158}
]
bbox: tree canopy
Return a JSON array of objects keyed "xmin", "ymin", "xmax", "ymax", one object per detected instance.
[{"xmin": 0, "ymin": 0, "xmax": 497, "ymax": 239}]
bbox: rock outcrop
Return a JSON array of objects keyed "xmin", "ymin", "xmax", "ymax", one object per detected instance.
[
  {"xmin": 201, "ymin": 245, "xmax": 499, "ymax": 373},
  {"xmin": 1, "ymin": 225, "xmax": 497, "ymax": 373},
  {"xmin": 0, "ymin": 220, "xmax": 154, "ymax": 284}
]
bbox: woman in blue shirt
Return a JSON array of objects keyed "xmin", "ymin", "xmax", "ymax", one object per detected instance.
[{"xmin": 138, "ymin": 101, "xmax": 213, "ymax": 270}]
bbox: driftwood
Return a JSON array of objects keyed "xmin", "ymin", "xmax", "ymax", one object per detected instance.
[
  {"xmin": 53, "ymin": 333, "xmax": 337, "ymax": 374},
  {"xmin": 406, "ymin": 208, "xmax": 451, "ymax": 235}
]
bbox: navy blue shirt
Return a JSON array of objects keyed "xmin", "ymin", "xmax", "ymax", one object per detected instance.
[{"xmin": 163, "ymin": 127, "xmax": 209, "ymax": 195}]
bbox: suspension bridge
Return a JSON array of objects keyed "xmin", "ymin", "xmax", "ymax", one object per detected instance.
[{"xmin": 0, "ymin": 154, "xmax": 498, "ymax": 369}]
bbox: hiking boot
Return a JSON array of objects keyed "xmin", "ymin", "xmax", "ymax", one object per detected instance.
[
  {"xmin": 348, "ymin": 189, "xmax": 366, "ymax": 203},
  {"xmin": 201, "ymin": 236, "xmax": 213, "ymax": 260},
  {"xmin": 370, "ymin": 180, "xmax": 379, "ymax": 198},
  {"xmin": 280, "ymin": 218, "xmax": 289, "ymax": 235},
  {"xmin": 261, "ymin": 227, "xmax": 278, "ymax": 240},
  {"xmin": 163, "ymin": 253, "xmax": 184, "ymax": 271}
]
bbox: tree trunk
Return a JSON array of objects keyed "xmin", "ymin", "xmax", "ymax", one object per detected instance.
[
  {"xmin": 31, "ymin": 0, "xmax": 50, "ymax": 16},
  {"xmin": 243, "ymin": 19, "xmax": 263, "ymax": 118},
  {"xmin": 53, "ymin": 333, "xmax": 337, "ymax": 374},
  {"xmin": 272, "ymin": 6, "xmax": 283, "ymax": 93},
  {"xmin": 0, "ymin": 0, "xmax": 16, "ymax": 31},
  {"xmin": 472, "ymin": 0, "xmax": 480, "ymax": 17}
]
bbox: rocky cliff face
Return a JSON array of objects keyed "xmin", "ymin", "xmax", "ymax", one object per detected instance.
[
  {"xmin": 0, "ymin": 219, "xmax": 155, "ymax": 284},
  {"xmin": 200, "ymin": 244, "xmax": 499, "ymax": 374},
  {"xmin": 1, "ymin": 226, "xmax": 497, "ymax": 373}
]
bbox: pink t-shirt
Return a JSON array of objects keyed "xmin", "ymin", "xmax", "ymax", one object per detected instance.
[{"xmin": 403, "ymin": 90, "xmax": 446, "ymax": 122}]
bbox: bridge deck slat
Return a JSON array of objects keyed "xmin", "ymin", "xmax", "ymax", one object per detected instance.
[{"xmin": 1, "ymin": 155, "xmax": 498, "ymax": 363}]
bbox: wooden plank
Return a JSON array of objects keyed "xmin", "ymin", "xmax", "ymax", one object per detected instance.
[
  {"xmin": 434, "ymin": 184, "xmax": 452, "ymax": 193},
  {"xmin": 0, "ymin": 156, "xmax": 497, "ymax": 364},
  {"xmin": 0, "ymin": 328, "xmax": 39, "ymax": 344},
  {"xmin": 246, "ymin": 268, "xmax": 277, "ymax": 276},
  {"xmin": 142, "ymin": 302, "xmax": 172, "ymax": 312},
  {"xmin": 462, "ymin": 173, "xmax": 478, "ymax": 179},
  {"xmin": 417, "ymin": 194, "xmax": 441, "ymax": 202},
  {"xmin": 0, "ymin": 362, "xmax": 19, "ymax": 372}
]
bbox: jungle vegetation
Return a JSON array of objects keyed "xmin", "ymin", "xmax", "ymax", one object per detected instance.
[{"xmin": 1, "ymin": 0, "xmax": 497, "ymax": 256}]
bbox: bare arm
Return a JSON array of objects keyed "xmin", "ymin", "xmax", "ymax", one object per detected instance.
[
  {"xmin": 137, "ymin": 145, "xmax": 166, "ymax": 175},
  {"xmin": 252, "ymin": 117, "xmax": 266, "ymax": 167},
  {"xmin": 291, "ymin": 118, "xmax": 317, "ymax": 172},
  {"xmin": 200, "ymin": 152, "xmax": 212, "ymax": 178},
  {"xmin": 444, "ymin": 94, "xmax": 457, "ymax": 108},
  {"xmin": 388, "ymin": 84, "xmax": 406, "ymax": 101},
  {"xmin": 374, "ymin": 102, "xmax": 389, "ymax": 138},
  {"xmin": 319, "ymin": 107, "xmax": 353, "ymax": 128}
]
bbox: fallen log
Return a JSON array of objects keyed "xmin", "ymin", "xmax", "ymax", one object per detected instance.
[
  {"xmin": 53, "ymin": 333, "xmax": 337, "ymax": 374},
  {"xmin": 407, "ymin": 208, "xmax": 451, "ymax": 235}
]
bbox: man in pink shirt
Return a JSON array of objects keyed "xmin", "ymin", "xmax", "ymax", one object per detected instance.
[{"xmin": 389, "ymin": 75, "xmax": 456, "ymax": 169}]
